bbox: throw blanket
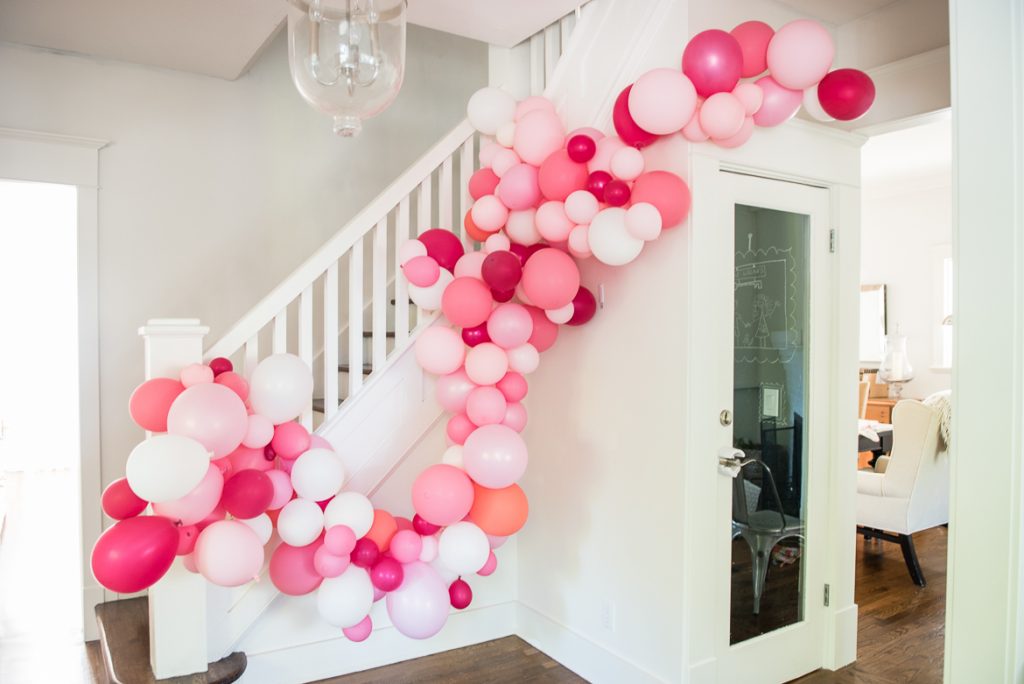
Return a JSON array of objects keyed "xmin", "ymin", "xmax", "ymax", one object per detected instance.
[{"xmin": 923, "ymin": 390, "xmax": 952, "ymax": 451}]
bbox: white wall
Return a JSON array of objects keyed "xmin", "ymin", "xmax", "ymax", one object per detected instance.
[{"xmin": 0, "ymin": 29, "xmax": 487, "ymax": 488}]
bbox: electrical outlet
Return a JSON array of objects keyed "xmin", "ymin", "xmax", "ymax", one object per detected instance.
[{"xmin": 600, "ymin": 600, "xmax": 616, "ymax": 632}]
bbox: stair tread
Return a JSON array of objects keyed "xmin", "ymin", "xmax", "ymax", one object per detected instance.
[
  {"xmin": 338, "ymin": 363, "xmax": 373, "ymax": 374},
  {"xmin": 362, "ymin": 331, "xmax": 395, "ymax": 338},
  {"xmin": 95, "ymin": 597, "xmax": 246, "ymax": 684},
  {"xmin": 312, "ymin": 397, "xmax": 343, "ymax": 413}
]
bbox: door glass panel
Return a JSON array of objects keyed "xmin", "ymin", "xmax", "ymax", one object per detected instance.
[{"xmin": 730, "ymin": 204, "xmax": 810, "ymax": 644}]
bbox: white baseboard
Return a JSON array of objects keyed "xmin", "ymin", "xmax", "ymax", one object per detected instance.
[
  {"xmin": 514, "ymin": 603, "xmax": 667, "ymax": 684},
  {"xmin": 687, "ymin": 656, "xmax": 716, "ymax": 684},
  {"xmin": 826, "ymin": 603, "xmax": 858, "ymax": 670}
]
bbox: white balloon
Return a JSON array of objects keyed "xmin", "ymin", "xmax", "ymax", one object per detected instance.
[
  {"xmin": 277, "ymin": 498, "xmax": 324, "ymax": 547},
  {"xmin": 317, "ymin": 565, "xmax": 374, "ymax": 628},
  {"xmin": 438, "ymin": 522, "xmax": 490, "ymax": 575},
  {"xmin": 419, "ymin": 534, "xmax": 439, "ymax": 563},
  {"xmin": 589, "ymin": 207, "xmax": 644, "ymax": 266},
  {"xmin": 507, "ymin": 343, "xmax": 540, "ymax": 374},
  {"xmin": 239, "ymin": 513, "xmax": 273, "ymax": 545},
  {"xmin": 430, "ymin": 556, "xmax": 459, "ymax": 585},
  {"xmin": 442, "ymin": 445, "xmax": 465, "ymax": 468},
  {"xmin": 126, "ymin": 434, "xmax": 209, "ymax": 503},
  {"xmin": 323, "ymin": 491, "xmax": 374, "ymax": 538},
  {"xmin": 409, "ymin": 269, "xmax": 454, "ymax": 311},
  {"xmin": 495, "ymin": 121, "xmax": 516, "ymax": 147},
  {"xmin": 290, "ymin": 448, "xmax": 345, "ymax": 501},
  {"xmin": 802, "ymin": 86, "xmax": 834, "ymax": 122},
  {"xmin": 625, "ymin": 202, "xmax": 663, "ymax": 242},
  {"xmin": 248, "ymin": 354, "xmax": 314, "ymax": 424},
  {"xmin": 505, "ymin": 209, "xmax": 542, "ymax": 246},
  {"xmin": 545, "ymin": 303, "xmax": 574, "ymax": 325},
  {"xmin": 467, "ymin": 87, "xmax": 517, "ymax": 136}
]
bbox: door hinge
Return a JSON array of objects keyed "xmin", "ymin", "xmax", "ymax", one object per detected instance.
[
  {"xmin": 824, "ymin": 583, "xmax": 831, "ymax": 606},
  {"xmin": 829, "ymin": 229, "xmax": 836, "ymax": 253}
]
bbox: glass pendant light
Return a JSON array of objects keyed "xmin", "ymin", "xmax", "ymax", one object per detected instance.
[{"xmin": 286, "ymin": 0, "xmax": 407, "ymax": 136}]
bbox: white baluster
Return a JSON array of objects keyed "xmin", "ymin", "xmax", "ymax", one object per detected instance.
[
  {"xmin": 272, "ymin": 309, "xmax": 287, "ymax": 354},
  {"xmin": 372, "ymin": 218, "xmax": 387, "ymax": 371},
  {"xmin": 244, "ymin": 335, "xmax": 259, "ymax": 377},
  {"xmin": 439, "ymin": 156, "xmax": 453, "ymax": 229},
  {"xmin": 298, "ymin": 285, "xmax": 313, "ymax": 429},
  {"xmin": 530, "ymin": 32, "xmax": 545, "ymax": 95},
  {"xmin": 395, "ymin": 197, "xmax": 411, "ymax": 345},
  {"xmin": 415, "ymin": 177, "xmax": 432, "ymax": 326},
  {"xmin": 560, "ymin": 13, "xmax": 575, "ymax": 54},
  {"xmin": 544, "ymin": 23, "xmax": 560, "ymax": 85},
  {"xmin": 323, "ymin": 262, "xmax": 339, "ymax": 419},
  {"xmin": 348, "ymin": 236, "xmax": 364, "ymax": 397},
  {"xmin": 459, "ymin": 137, "xmax": 475, "ymax": 251}
]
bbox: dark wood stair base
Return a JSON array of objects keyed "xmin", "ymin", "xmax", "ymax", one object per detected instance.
[
  {"xmin": 338, "ymin": 363, "xmax": 373, "ymax": 375},
  {"xmin": 95, "ymin": 597, "xmax": 246, "ymax": 684}
]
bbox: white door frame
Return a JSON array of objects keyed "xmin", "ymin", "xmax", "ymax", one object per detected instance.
[
  {"xmin": 0, "ymin": 127, "xmax": 107, "ymax": 641},
  {"xmin": 946, "ymin": 1, "xmax": 1024, "ymax": 681}
]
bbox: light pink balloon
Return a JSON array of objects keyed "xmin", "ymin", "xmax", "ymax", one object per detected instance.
[
  {"xmin": 486, "ymin": 303, "xmax": 534, "ymax": 349},
  {"xmin": 515, "ymin": 96, "xmax": 556, "ymax": 121},
  {"xmin": 390, "ymin": 529, "xmax": 423, "ymax": 564},
  {"xmin": 415, "ymin": 327, "xmax": 466, "ymax": 376},
  {"xmin": 478, "ymin": 551, "xmax": 498, "ymax": 576},
  {"xmin": 471, "ymin": 195, "xmax": 510, "ymax": 233},
  {"xmin": 435, "ymin": 368, "xmax": 476, "ymax": 413},
  {"xmin": 588, "ymin": 136, "xmax": 627, "ymax": 174},
  {"xmin": 153, "ymin": 464, "xmax": 224, "ymax": 526},
  {"xmin": 180, "ymin": 363, "xmax": 214, "ymax": 388},
  {"xmin": 314, "ymin": 545, "xmax": 350, "ymax": 578},
  {"xmin": 565, "ymin": 190, "xmax": 599, "ymax": 225},
  {"xmin": 502, "ymin": 402, "xmax": 528, "ymax": 432},
  {"xmin": 487, "ymin": 534, "xmax": 508, "ymax": 549},
  {"xmin": 227, "ymin": 445, "xmax": 273, "ymax": 475},
  {"xmin": 733, "ymin": 82, "xmax": 764, "ymax": 116},
  {"xmin": 491, "ymin": 148, "xmax": 521, "ymax": 177},
  {"xmin": 466, "ymin": 386, "xmax": 508, "ymax": 426},
  {"xmin": 194, "ymin": 520, "xmax": 264, "ymax": 587},
  {"xmin": 495, "ymin": 163, "xmax": 541, "ymax": 210},
  {"xmin": 505, "ymin": 209, "xmax": 541, "ymax": 246},
  {"xmin": 167, "ymin": 383, "xmax": 249, "ymax": 458},
  {"xmin": 507, "ymin": 344, "xmax": 540, "ymax": 374},
  {"xmin": 535, "ymin": 201, "xmax": 574, "ymax": 242},
  {"xmin": 309, "ymin": 435, "xmax": 334, "ymax": 450},
  {"xmin": 182, "ymin": 552, "xmax": 199, "ymax": 573},
  {"xmin": 402, "ymin": 255, "xmax": 441, "ymax": 288},
  {"xmin": 628, "ymin": 68, "xmax": 698, "ymax": 135},
  {"xmin": 398, "ymin": 239, "xmax": 427, "ymax": 266},
  {"xmin": 343, "ymin": 615, "xmax": 373, "ymax": 642},
  {"xmin": 412, "ymin": 465, "xmax": 474, "ymax": 527},
  {"xmin": 682, "ymin": 112, "xmax": 709, "ymax": 142},
  {"xmin": 700, "ymin": 92, "xmax": 746, "ymax": 140},
  {"xmin": 265, "ymin": 469, "xmax": 293, "ymax": 510},
  {"xmin": 463, "ymin": 424, "xmax": 528, "ymax": 488},
  {"xmin": 464, "ymin": 343, "xmax": 509, "ymax": 385},
  {"xmin": 715, "ymin": 117, "xmax": 755, "ymax": 149},
  {"xmin": 324, "ymin": 524, "xmax": 357, "ymax": 555},
  {"xmin": 610, "ymin": 147, "xmax": 645, "ymax": 181},
  {"xmin": 513, "ymin": 110, "xmax": 566, "ymax": 166},
  {"xmin": 568, "ymin": 126, "xmax": 604, "ymax": 141},
  {"xmin": 766, "ymin": 20, "xmax": 835, "ymax": 91},
  {"xmin": 567, "ymin": 225, "xmax": 592, "ymax": 259},
  {"xmin": 484, "ymin": 233, "xmax": 511, "ymax": 253},
  {"xmin": 454, "ymin": 251, "xmax": 486, "ymax": 280},
  {"xmin": 478, "ymin": 141, "xmax": 502, "ymax": 167},
  {"xmin": 242, "ymin": 414, "xmax": 274, "ymax": 449},
  {"xmin": 752, "ymin": 76, "xmax": 803, "ymax": 127},
  {"xmin": 386, "ymin": 561, "xmax": 450, "ymax": 639},
  {"xmin": 625, "ymin": 202, "xmax": 663, "ymax": 241},
  {"xmin": 446, "ymin": 413, "xmax": 477, "ymax": 445}
]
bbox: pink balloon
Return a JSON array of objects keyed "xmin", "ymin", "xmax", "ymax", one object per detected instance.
[
  {"xmin": 227, "ymin": 445, "xmax": 273, "ymax": 475},
  {"xmin": 478, "ymin": 141, "xmax": 502, "ymax": 167},
  {"xmin": 733, "ymin": 82, "xmax": 764, "ymax": 116},
  {"xmin": 503, "ymin": 402, "xmax": 528, "ymax": 432},
  {"xmin": 496, "ymin": 372, "xmax": 528, "ymax": 403},
  {"xmin": 464, "ymin": 343, "xmax": 509, "ymax": 386},
  {"xmin": 91, "ymin": 516, "xmax": 179, "ymax": 593},
  {"xmin": 525, "ymin": 306, "xmax": 559, "ymax": 352},
  {"xmin": 817, "ymin": 68, "xmax": 876, "ymax": 121},
  {"xmin": 402, "ymin": 255, "xmax": 441, "ymax": 288},
  {"xmin": 752, "ymin": 76, "xmax": 803, "ymax": 127},
  {"xmin": 535, "ymin": 201, "xmax": 574, "ymax": 243},
  {"xmin": 513, "ymin": 109, "xmax": 566, "ymax": 166},
  {"xmin": 515, "ymin": 95, "xmax": 555, "ymax": 121},
  {"xmin": 628, "ymin": 68, "xmax": 698, "ymax": 135},
  {"xmin": 415, "ymin": 327, "xmax": 466, "ymax": 376},
  {"xmin": 412, "ymin": 464, "xmax": 474, "ymax": 527},
  {"xmin": 495, "ymin": 163, "xmax": 541, "ymax": 210},
  {"xmin": 446, "ymin": 413, "xmax": 477, "ymax": 445},
  {"xmin": 177, "ymin": 525, "xmax": 199, "ymax": 556},
  {"xmin": 271, "ymin": 421, "xmax": 311, "ymax": 460},
  {"xmin": 538, "ymin": 149, "xmax": 589, "ymax": 201},
  {"xmin": 324, "ymin": 524, "xmax": 357, "ymax": 555},
  {"xmin": 630, "ymin": 171, "xmax": 692, "ymax": 229},
  {"xmin": 715, "ymin": 116, "xmax": 755, "ymax": 149},
  {"xmin": 682, "ymin": 112, "xmax": 709, "ymax": 142},
  {"xmin": 613, "ymin": 86, "xmax": 658, "ymax": 149},
  {"xmin": 309, "ymin": 435, "xmax": 333, "ymax": 450},
  {"xmin": 343, "ymin": 615, "xmax": 374, "ymax": 642},
  {"xmin": 521, "ymin": 248, "xmax": 580, "ymax": 310},
  {"xmin": 731, "ymin": 20, "xmax": 774, "ymax": 78},
  {"xmin": 386, "ymin": 561, "xmax": 450, "ymax": 639},
  {"xmin": 700, "ymin": 92, "xmax": 746, "ymax": 140},
  {"xmin": 466, "ymin": 386, "xmax": 508, "ymax": 426},
  {"xmin": 194, "ymin": 520, "xmax": 265, "ymax": 587},
  {"xmin": 270, "ymin": 540, "xmax": 323, "ymax": 596},
  {"xmin": 167, "ymin": 383, "xmax": 248, "ymax": 458},
  {"xmin": 485, "ymin": 236, "xmax": 511, "ymax": 259},
  {"xmin": 454, "ymin": 251, "xmax": 487, "ymax": 281},
  {"xmin": 370, "ymin": 556, "xmax": 404, "ymax": 592},
  {"xmin": 477, "ymin": 551, "xmax": 498, "ymax": 576},
  {"xmin": 265, "ymin": 469, "xmax": 293, "ymax": 510},
  {"xmin": 221, "ymin": 469, "xmax": 273, "ymax": 520},
  {"xmin": 129, "ymin": 377, "xmax": 185, "ymax": 432},
  {"xmin": 468, "ymin": 168, "xmax": 500, "ymax": 200},
  {"xmin": 435, "ymin": 368, "xmax": 477, "ymax": 413},
  {"xmin": 486, "ymin": 303, "xmax": 534, "ymax": 350},
  {"xmin": 419, "ymin": 228, "xmax": 466, "ymax": 273},
  {"xmin": 395, "ymin": 516, "xmax": 414, "ymax": 532},
  {"xmin": 463, "ymin": 424, "xmax": 528, "ymax": 488},
  {"xmin": 398, "ymin": 239, "xmax": 427, "ymax": 266},
  {"xmin": 449, "ymin": 578, "xmax": 473, "ymax": 609},
  {"xmin": 152, "ymin": 464, "xmax": 224, "ymax": 526},
  {"xmin": 441, "ymin": 277, "xmax": 493, "ymax": 328},
  {"xmin": 214, "ymin": 371, "xmax": 249, "ymax": 403},
  {"xmin": 101, "ymin": 477, "xmax": 148, "ymax": 520},
  {"xmin": 588, "ymin": 136, "xmax": 628, "ymax": 175},
  {"xmin": 314, "ymin": 545, "xmax": 350, "ymax": 578},
  {"xmin": 682, "ymin": 29, "xmax": 744, "ymax": 97},
  {"xmin": 242, "ymin": 414, "xmax": 274, "ymax": 449},
  {"xmin": 491, "ymin": 148, "xmax": 521, "ymax": 177},
  {"xmin": 390, "ymin": 529, "xmax": 423, "ymax": 564},
  {"xmin": 471, "ymin": 195, "xmax": 510, "ymax": 233},
  {"xmin": 567, "ymin": 225, "xmax": 592, "ymax": 259},
  {"xmin": 487, "ymin": 534, "xmax": 508, "ymax": 549},
  {"xmin": 766, "ymin": 19, "xmax": 834, "ymax": 91},
  {"xmin": 507, "ymin": 343, "xmax": 540, "ymax": 375},
  {"xmin": 180, "ymin": 363, "xmax": 214, "ymax": 388}
]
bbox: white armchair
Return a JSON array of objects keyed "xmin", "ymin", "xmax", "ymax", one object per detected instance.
[{"xmin": 856, "ymin": 400, "xmax": 949, "ymax": 586}]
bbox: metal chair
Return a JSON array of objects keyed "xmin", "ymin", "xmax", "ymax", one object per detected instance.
[{"xmin": 732, "ymin": 458, "xmax": 805, "ymax": 615}]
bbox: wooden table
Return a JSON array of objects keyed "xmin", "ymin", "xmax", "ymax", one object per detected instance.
[{"xmin": 859, "ymin": 423, "xmax": 893, "ymax": 468}]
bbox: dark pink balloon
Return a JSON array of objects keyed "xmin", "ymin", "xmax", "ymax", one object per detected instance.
[
  {"xmin": 449, "ymin": 578, "xmax": 473, "ymax": 609},
  {"xmin": 101, "ymin": 477, "xmax": 148, "ymax": 520},
  {"xmin": 413, "ymin": 514, "xmax": 440, "ymax": 535},
  {"xmin": 491, "ymin": 288, "xmax": 515, "ymax": 303},
  {"xmin": 730, "ymin": 21, "xmax": 774, "ymax": 78},
  {"xmin": 682, "ymin": 29, "xmax": 744, "ymax": 97},
  {"xmin": 91, "ymin": 516, "xmax": 179, "ymax": 593},
  {"xmin": 418, "ymin": 228, "xmax": 466, "ymax": 273},
  {"xmin": 603, "ymin": 180, "xmax": 631, "ymax": 207},
  {"xmin": 176, "ymin": 525, "xmax": 199, "ymax": 556},
  {"xmin": 352, "ymin": 538, "xmax": 380, "ymax": 568},
  {"xmin": 270, "ymin": 540, "xmax": 323, "ymax": 596},
  {"xmin": 462, "ymin": 323, "xmax": 491, "ymax": 347},
  {"xmin": 817, "ymin": 69, "xmax": 876, "ymax": 121},
  {"xmin": 263, "ymin": 444, "xmax": 277, "ymax": 461},
  {"xmin": 509, "ymin": 243, "xmax": 545, "ymax": 264},
  {"xmin": 196, "ymin": 504, "xmax": 226, "ymax": 531},
  {"xmin": 586, "ymin": 170, "xmax": 613, "ymax": 201},
  {"xmin": 209, "ymin": 357, "xmax": 233, "ymax": 377},
  {"xmin": 481, "ymin": 250, "xmax": 523, "ymax": 291},
  {"xmin": 525, "ymin": 306, "xmax": 559, "ymax": 352},
  {"xmin": 613, "ymin": 86, "xmax": 659, "ymax": 149},
  {"xmin": 370, "ymin": 556, "xmax": 405, "ymax": 592},
  {"xmin": 566, "ymin": 134, "xmax": 597, "ymax": 163},
  {"xmin": 221, "ymin": 469, "xmax": 274, "ymax": 520},
  {"xmin": 568, "ymin": 287, "xmax": 597, "ymax": 326}
]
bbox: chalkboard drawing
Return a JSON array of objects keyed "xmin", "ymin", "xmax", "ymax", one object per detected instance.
[{"xmin": 734, "ymin": 232, "xmax": 800, "ymax": 364}]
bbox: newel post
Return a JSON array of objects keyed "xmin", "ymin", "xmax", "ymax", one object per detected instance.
[{"xmin": 139, "ymin": 318, "xmax": 210, "ymax": 678}]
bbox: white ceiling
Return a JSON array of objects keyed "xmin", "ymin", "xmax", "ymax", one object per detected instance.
[
  {"xmin": 861, "ymin": 112, "xmax": 951, "ymax": 185},
  {"xmin": 771, "ymin": 0, "xmax": 903, "ymax": 25}
]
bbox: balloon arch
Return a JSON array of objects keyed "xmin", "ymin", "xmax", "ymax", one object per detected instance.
[{"xmin": 93, "ymin": 20, "xmax": 874, "ymax": 641}]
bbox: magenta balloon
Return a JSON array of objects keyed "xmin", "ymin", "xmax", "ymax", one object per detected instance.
[
  {"xmin": 270, "ymin": 540, "xmax": 323, "ymax": 596},
  {"xmin": 568, "ymin": 286, "xmax": 597, "ymax": 326},
  {"xmin": 101, "ymin": 477, "xmax": 148, "ymax": 520},
  {"xmin": 351, "ymin": 538, "xmax": 380, "ymax": 569},
  {"xmin": 177, "ymin": 525, "xmax": 199, "ymax": 556},
  {"xmin": 418, "ymin": 228, "xmax": 466, "ymax": 273},
  {"xmin": 435, "ymin": 368, "xmax": 477, "ymax": 413},
  {"xmin": 612, "ymin": 85, "xmax": 659, "ymax": 149},
  {"xmin": 603, "ymin": 180, "xmax": 631, "ymax": 207},
  {"xmin": 521, "ymin": 248, "xmax": 580, "ymax": 310},
  {"xmin": 461, "ymin": 322, "xmax": 491, "ymax": 348},
  {"xmin": 209, "ymin": 357, "xmax": 233, "ymax": 377},
  {"xmin": 91, "ymin": 515, "xmax": 179, "ymax": 593},
  {"xmin": 496, "ymin": 371, "xmax": 528, "ymax": 403},
  {"xmin": 220, "ymin": 469, "xmax": 273, "ymax": 520},
  {"xmin": 730, "ymin": 20, "xmax": 774, "ymax": 78},
  {"xmin": 166, "ymin": 383, "xmax": 248, "ymax": 458},
  {"xmin": 412, "ymin": 514, "xmax": 441, "ymax": 536},
  {"xmin": 586, "ymin": 170, "xmax": 613, "ymax": 201},
  {"xmin": 752, "ymin": 76, "xmax": 803, "ymax": 127},
  {"xmin": 682, "ymin": 29, "xmax": 744, "ymax": 97},
  {"xmin": 449, "ymin": 578, "xmax": 473, "ymax": 609},
  {"xmin": 817, "ymin": 69, "xmax": 876, "ymax": 121},
  {"xmin": 538, "ymin": 149, "xmax": 589, "ymax": 201},
  {"xmin": 370, "ymin": 556, "xmax": 405, "ymax": 592},
  {"xmin": 386, "ymin": 561, "xmax": 450, "ymax": 639},
  {"xmin": 495, "ymin": 163, "xmax": 541, "ymax": 210},
  {"xmin": 481, "ymin": 250, "xmax": 523, "ymax": 292},
  {"xmin": 566, "ymin": 134, "xmax": 597, "ymax": 163},
  {"xmin": 491, "ymin": 288, "xmax": 515, "ymax": 303},
  {"xmin": 486, "ymin": 303, "xmax": 534, "ymax": 350},
  {"xmin": 463, "ymin": 424, "xmax": 528, "ymax": 489},
  {"xmin": 152, "ymin": 464, "xmax": 224, "ymax": 526},
  {"xmin": 343, "ymin": 615, "xmax": 373, "ymax": 642},
  {"xmin": 412, "ymin": 464, "xmax": 475, "ymax": 527}
]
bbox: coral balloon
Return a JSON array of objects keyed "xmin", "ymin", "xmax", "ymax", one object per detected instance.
[
  {"xmin": 468, "ymin": 168, "xmax": 500, "ymax": 200},
  {"xmin": 102, "ymin": 477, "xmax": 148, "ymax": 520},
  {"xmin": 270, "ymin": 541, "xmax": 324, "ymax": 595},
  {"xmin": 415, "ymin": 326, "xmax": 466, "ymax": 376},
  {"xmin": 441, "ymin": 276, "xmax": 493, "ymax": 328},
  {"xmin": 568, "ymin": 287, "xmax": 597, "ymax": 326},
  {"xmin": 91, "ymin": 515, "xmax": 179, "ymax": 593},
  {"xmin": 129, "ymin": 377, "xmax": 185, "ymax": 432},
  {"xmin": 467, "ymin": 482, "xmax": 529, "ymax": 537},
  {"xmin": 365, "ymin": 509, "xmax": 398, "ymax": 552},
  {"xmin": 525, "ymin": 306, "xmax": 559, "ymax": 352},
  {"xmin": 752, "ymin": 76, "xmax": 803, "ymax": 127},
  {"xmin": 682, "ymin": 29, "xmax": 744, "ymax": 97},
  {"xmin": 521, "ymin": 248, "xmax": 580, "ymax": 310},
  {"xmin": 412, "ymin": 464, "xmax": 475, "ymax": 527},
  {"xmin": 538, "ymin": 149, "xmax": 589, "ymax": 201},
  {"xmin": 613, "ymin": 85, "xmax": 658, "ymax": 149},
  {"xmin": 630, "ymin": 171, "xmax": 692, "ymax": 229},
  {"xmin": 221, "ymin": 469, "xmax": 274, "ymax": 520},
  {"xmin": 817, "ymin": 69, "xmax": 876, "ymax": 121},
  {"xmin": 766, "ymin": 19, "xmax": 834, "ymax": 91},
  {"xmin": 419, "ymin": 228, "xmax": 466, "ymax": 273},
  {"xmin": 167, "ymin": 383, "xmax": 248, "ymax": 459},
  {"xmin": 628, "ymin": 68, "xmax": 698, "ymax": 135},
  {"xmin": 730, "ymin": 20, "xmax": 774, "ymax": 78}
]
